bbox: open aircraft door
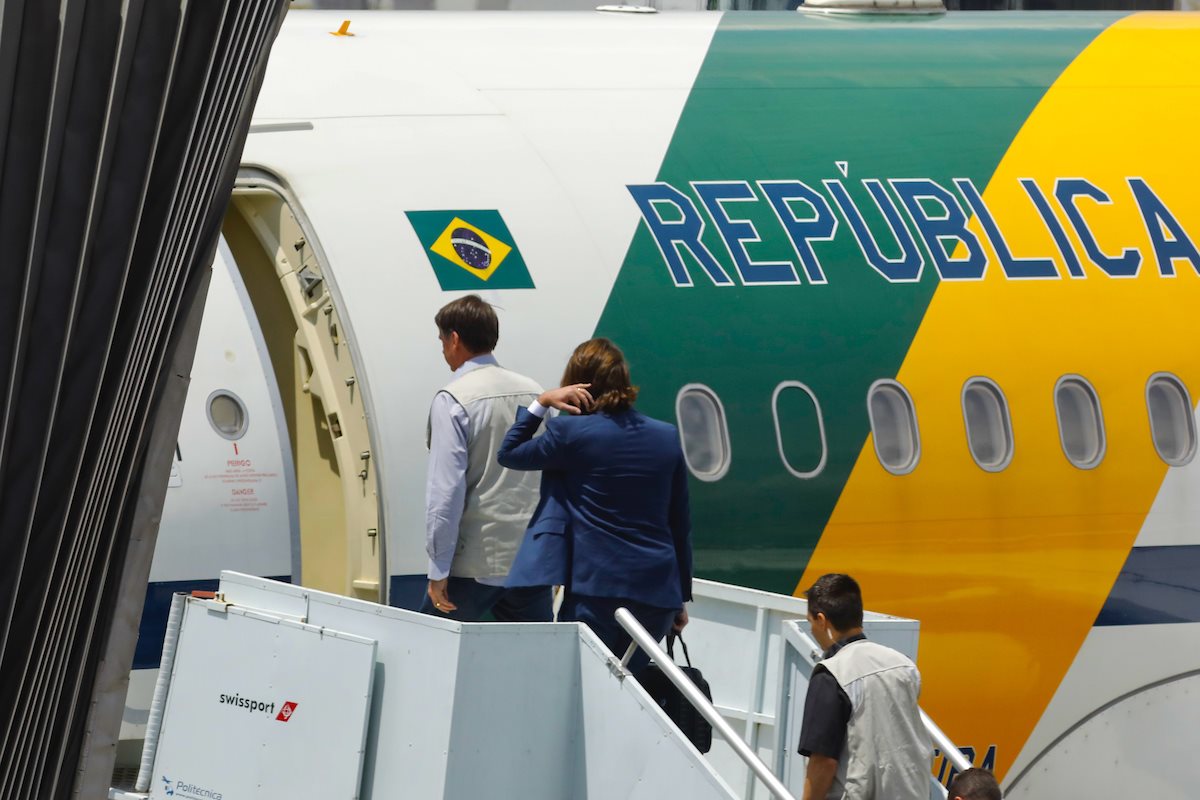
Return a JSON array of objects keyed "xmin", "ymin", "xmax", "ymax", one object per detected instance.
[{"xmin": 220, "ymin": 169, "xmax": 386, "ymax": 602}]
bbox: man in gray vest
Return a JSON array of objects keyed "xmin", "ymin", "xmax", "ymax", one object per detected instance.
[
  {"xmin": 419, "ymin": 294, "xmax": 552, "ymax": 621},
  {"xmin": 798, "ymin": 574, "xmax": 930, "ymax": 800},
  {"xmin": 948, "ymin": 768, "xmax": 1002, "ymax": 800}
]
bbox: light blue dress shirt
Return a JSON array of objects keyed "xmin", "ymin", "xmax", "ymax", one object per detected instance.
[{"xmin": 425, "ymin": 354, "xmax": 508, "ymax": 586}]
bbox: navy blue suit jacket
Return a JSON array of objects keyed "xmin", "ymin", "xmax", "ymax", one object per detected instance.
[{"xmin": 498, "ymin": 407, "xmax": 692, "ymax": 610}]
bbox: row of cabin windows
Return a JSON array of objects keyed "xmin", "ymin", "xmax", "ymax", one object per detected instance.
[{"xmin": 675, "ymin": 373, "xmax": 1198, "ymax": 481}]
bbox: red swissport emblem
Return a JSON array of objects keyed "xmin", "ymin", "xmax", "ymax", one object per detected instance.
[{"xmin": 276, "ymin": 702, "xmax": 298, "ymax": 722}]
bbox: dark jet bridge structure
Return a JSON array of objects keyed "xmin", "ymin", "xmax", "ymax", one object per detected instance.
[{"xmin": 0, "ymin": 0, "xmax": 288, "ymax": 797}]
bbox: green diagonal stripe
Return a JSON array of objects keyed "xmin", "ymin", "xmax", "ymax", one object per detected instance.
[{"xmin": 595, "ymin": 12, "xmax": 1111, "ymax": 593}]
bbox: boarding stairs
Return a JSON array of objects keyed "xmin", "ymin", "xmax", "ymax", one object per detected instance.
[{"xmin": 110, "ymin": 573, "xmax": 969, "ymax": 800}]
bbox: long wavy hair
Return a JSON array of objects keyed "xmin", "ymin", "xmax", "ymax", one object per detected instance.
[{"xmin": 560, "ymin": 338, "xmax": 638, "ymax": 413}]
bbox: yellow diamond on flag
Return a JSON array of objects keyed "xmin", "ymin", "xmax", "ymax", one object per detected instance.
[{"xmin": 429, "ymin": 217, "xmax": 513, "ymax": 282}]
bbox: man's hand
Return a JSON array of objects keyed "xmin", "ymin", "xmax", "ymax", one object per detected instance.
[
  {"xmin": 538, "ymin": 384, "xmax": 594, "ymax": 415},
  {"xmin": 802, "ymin": 754, "xmax": 838, "ymax": 800},
  {"xmin": 673, "ymin": 607, "xmax": 689, "ymax": 633},
  {"xmin": 427, "ymin": 578, "xmax": 457, "ymax": 613}
]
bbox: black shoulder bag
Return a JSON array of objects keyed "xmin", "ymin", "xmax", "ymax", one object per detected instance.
[{"xmin": 638, "ymin": 631, "xmax": 713, "ymax": 753}]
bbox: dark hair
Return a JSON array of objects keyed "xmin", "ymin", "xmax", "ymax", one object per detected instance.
[
  {"xmin": 947, "ymin": 769, "xmax": 1002, "ymax": 800},
  {"xmin": 804, "ymin": 574, "xmax": 864, "ymax": 631},
  {"xmin": 561, "ymin": 338, "xmax": 638, "ymax": 413},
  {"xmin": 434, "ymin": 294, "xmax": 498, "ymax": 354}
]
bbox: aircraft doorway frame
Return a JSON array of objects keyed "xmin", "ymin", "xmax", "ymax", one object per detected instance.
[{"xmin": 223, "ymin": 168, "xmax": 387, "ymax": 602}]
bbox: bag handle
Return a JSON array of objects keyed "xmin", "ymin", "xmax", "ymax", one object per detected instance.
[{"xmin": 665, "ymin": 631, "xmax": 693, "ymax": 668}]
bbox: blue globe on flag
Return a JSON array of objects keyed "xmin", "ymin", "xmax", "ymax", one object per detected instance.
[{"xmin": 450, "ymin": 228, "xmax": 491, "ymax": 270}]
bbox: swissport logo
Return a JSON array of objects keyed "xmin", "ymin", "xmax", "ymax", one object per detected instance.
[{"xmin": 217, "ymin": 692, "xmax": 298, "ymax": 723}]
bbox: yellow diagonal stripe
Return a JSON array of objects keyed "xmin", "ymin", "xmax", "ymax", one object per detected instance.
[{"xmin": 799, "ymin": 13, "xmax": 1200, "ymax": 780}]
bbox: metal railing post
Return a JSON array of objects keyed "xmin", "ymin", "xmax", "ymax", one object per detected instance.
[{"xmin": 615, "ymin": 608, "xmax": 798, "ymax": 800}]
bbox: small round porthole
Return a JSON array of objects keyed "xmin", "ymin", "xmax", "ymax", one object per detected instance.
[
  {"xmin": 867, "ymin": 379, "xmax": 920, "ymax": 475},
  {"xmin": 1054, "ymin": 375, "xmax": 1105, "ymax": 470},
  {"xmin": 207, "ymin": 390, "xmax": 248, "ymax": 440},
  {"xmin": 1146, "ymin": 373, "xmax": 1196, "ymax": 467},
  {"xmin": 675, "ymin": 383, "xmax": 732, "ymax": 482},
  {"xmin": 962, "ymin": 378, "xmax": 1014, "ymax": 472}
]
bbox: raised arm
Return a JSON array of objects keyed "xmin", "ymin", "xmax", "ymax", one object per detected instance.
[
  {"xmin": 497, "ymin": 407, "xmax": 569, "ymax": 471},
  {"xmin": 497, "ymin": 384, "xmax": 592, "ymax": 471}
]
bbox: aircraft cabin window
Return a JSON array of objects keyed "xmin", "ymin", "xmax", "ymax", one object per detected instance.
[
  {"xmin": 1054, "ymin": 376, "xmax": 1105, "ymax": 469},
  {"xmin": 1146, "ymin": 373, "xmax": 1196, "ymax": 467},
  {"xmin": 962, "ymin": 378, "xmax": 1014, "ymax": 472},
  {"xmin": 772, "ymin": 381, "xmax": 827, "ymax": 479},
  {"xmin": 676, "ymin": 384, "xmax": 731, "ymax": 482},
  {"xmin": 207, "ymin": 390, "xmax": 249, "ymax": 441},
  {"xmin": 867, "ymin": 380, "xmax": 920, "ymax": 475}
]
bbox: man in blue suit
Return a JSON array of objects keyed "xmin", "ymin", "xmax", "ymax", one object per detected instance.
[{"xmin": 498, "ymin": 338, "xmax": 691, "ymax": 673}]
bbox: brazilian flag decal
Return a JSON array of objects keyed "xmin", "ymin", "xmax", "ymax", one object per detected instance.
[{"xmin": 407, "ymin": 210, "xmax": 535, "ymax": 290}]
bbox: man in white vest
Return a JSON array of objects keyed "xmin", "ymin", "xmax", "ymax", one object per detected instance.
[
  {"xmin": 419, "ymin": 294, "xmax": 552, "ymax": 621},
  {"xmin": 798, "ymin": 574, "xmax": 930, "ymax": 800}
]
